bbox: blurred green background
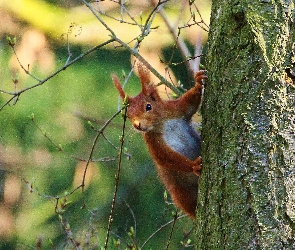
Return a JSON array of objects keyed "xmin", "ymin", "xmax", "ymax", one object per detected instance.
[{"xmin": 0, "ymin": 0, "xmax": 210, "ymax": 249}]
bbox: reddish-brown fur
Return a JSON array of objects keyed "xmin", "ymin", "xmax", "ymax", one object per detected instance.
[{"xmin": 113, "ymin": 64, "xmax": 207, "ymax": 218}]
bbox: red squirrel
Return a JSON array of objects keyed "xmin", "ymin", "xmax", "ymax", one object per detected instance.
[{"xmin": 112, "ymin": 64, "xmax": 207, "ymax": 218}]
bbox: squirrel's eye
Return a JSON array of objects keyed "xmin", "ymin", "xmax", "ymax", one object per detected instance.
[{"xmin": 145, "ymin": 103, "xmax": 152, "ymax": 112}]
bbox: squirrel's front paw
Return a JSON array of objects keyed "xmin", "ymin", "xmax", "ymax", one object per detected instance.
[
  {"xmin": 192, "ymin": 156, "xmax": 202, "ymax": 176},
  {"xmin": 194, "ymin": 70, "xmax": 207, "ymax": 85}
]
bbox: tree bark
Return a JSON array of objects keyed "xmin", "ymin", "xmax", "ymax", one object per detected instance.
[{"xmin": 196, "ymin": 1, "xmax": 295, "ymax": 249}]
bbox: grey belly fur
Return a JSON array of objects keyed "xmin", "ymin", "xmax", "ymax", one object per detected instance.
[{"xmin": 163, "ymin": 119, "xmax": 201, "ymax": 160}]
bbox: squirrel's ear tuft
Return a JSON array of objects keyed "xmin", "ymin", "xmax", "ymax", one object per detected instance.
[
  {"xmin": 137, "ymin": 63, "xmax": 152, "ymax": 96},
  {"xmin": 112, "ymin": 74, "xmax": 126, "ymax": 100},
  {"xmin": 143, "ymin": 84, "xmax": 160, "ymax": 100},
  {"xmin": 137, "ymin": 63, "xmax": 160, "ymax": 100}
]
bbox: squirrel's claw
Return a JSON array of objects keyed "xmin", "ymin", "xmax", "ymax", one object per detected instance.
[
  {"xmin": 194, "ymin": 70, "xmax": 207, "ymax": 85},
  {"xmin": 193, "ymin": 156, "xmax": 202, "ymax": 176}
]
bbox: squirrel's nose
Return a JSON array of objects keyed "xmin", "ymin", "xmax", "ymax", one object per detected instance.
[{"xmin": 133, "ymin": 119, "xmax": 141, "ymax": 130}]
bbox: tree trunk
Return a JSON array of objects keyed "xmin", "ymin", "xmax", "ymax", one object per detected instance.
[{"xmin": 196, "ymin": 1, "xmax": 295, "ymax": 249}]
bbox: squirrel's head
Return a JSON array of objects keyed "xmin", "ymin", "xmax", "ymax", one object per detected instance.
[{"xmin": 113, "ymin": 64, "xmax": 166, "ymax": 132}]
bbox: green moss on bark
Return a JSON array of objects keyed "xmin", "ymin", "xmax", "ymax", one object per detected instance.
[{"xmin": 195, "ymin": 1, "xmax": 295, "ymax": 249}]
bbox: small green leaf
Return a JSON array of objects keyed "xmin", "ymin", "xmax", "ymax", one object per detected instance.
[
  {"xmin": 128, "ymin": 226, "xmax": 135, "ymax": 238},
  {"xmin": 48, "ymin": 239, "xmax": 54, "ymax": 247},
  {"xmin": 121, "ymin": 69, "xmax": 126, "ymax": 78},
  {"xmin": 114, "ymin": 239, "xmax": 121, "ymax": 247},
  {"xmin": 87, "ymin": 120, "xmax": 94, "ymax": 129},
  {"xmin": 163, "ymin": 190, "xmax": 168, "ymax": 201},
  {"xmin": 29, "ymin": 113, "xmax": 35, "ymax": 120},
  {"xmin": 158, "ymin": 56, "xmax": 164, "ymax": 63},
  {"xmin": 123, "ymin": 95, "xmax": 129, "ymax": 106},
  {"xmin": 6, "ymin": 36, "xmax": 16, "ymax": 46}
]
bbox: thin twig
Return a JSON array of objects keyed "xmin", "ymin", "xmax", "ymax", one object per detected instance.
[
  {"xmin": 65, "ymin": 33, "xmax": 73, "ymax": 66},
  {"xmin": 151, "ymin": 0, "xmax": 194, "ymax": 76},
  {"xmin": 141, "ymin": 214, "xmax": 186, "ymax": 249},
  {"xmin": 10, "ymin": 45, "xmax": 41, "ymax": 81},
  {"xmin": 99, "ymin": 3, "xmax": 141, "ymax": 27},
  {"xmin": 0, "ymin": 38, "xmax": 115, "ymax": 111},
  {"xmin": 30, "ymin": 115, "xmax": 117, "ymax": 162},
  {"xmin": 81, "ymin": 106, "xmax": 127, "ymax": 206},
  {"xmin": 139, "ymin": 0, "xmax": 168, "ymax": 40},
  {"xmin": 104, "ymin": 106, "xmax": 128, "ymax": 249},
  {"xmin": 8, "ymin": 107, "xmax": 126, "ymax": 206},
  {"xmin": 101, "ymin": 132, "xmax": 131, "ymax": 159},
  {"xmin": 191, "ymin": 2, "xmax": 209, "ymax": 31},
  {"xmin": 125, "ymin": 202, "xmax": 137, "ymax": 239},
  {"xmin": 57, "ymin": 211, "xmax": 82, "ymax": 250},
  {"xmin": 81, "ymin": 0, "xmax": 182, "ymax": 96},
  {"xmin": 165, "ymin": 210, "xmax": 179, "ymax": 249},
  {"xmin": 181, "ymin": 2, "xmax": 209, "ymax": 32}
]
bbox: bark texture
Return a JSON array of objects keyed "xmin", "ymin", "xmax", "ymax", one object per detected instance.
[{"xmin": 195, "ymin": 1, "xmax": 295, "ymax": 249}]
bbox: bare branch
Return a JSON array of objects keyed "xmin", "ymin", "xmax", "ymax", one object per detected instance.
[
  {"xmin": 81, "ymin": 105, "xmax": 127, "ymax": 206},
  {"xmin": 30, "ymin": 115, "xmax": 118, "ymax": 162},
  {"xmin": 104, "ymin": 106, "xmax": 128, "ymax": 249},
  {"xmin": 10, "ymin": 44, "xmax": 41, "ymax": 82},
  {"xmin": 141, "ymin": 214, "xmax": 187, "ymax": 249},
  {"xmin": 150, "ymin": 0, "xmax": 195, "ymax": 76},
  {"xmin": 81, "ymin": 0, "xmax": 182, "ymax": 95},
  {"xmin": 165, "ymin": 210, "xmax": 179, "ymax": 249},
  {"xmin": 0, "ymin": 38, "xmax": 115, "ymax": 111}
]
